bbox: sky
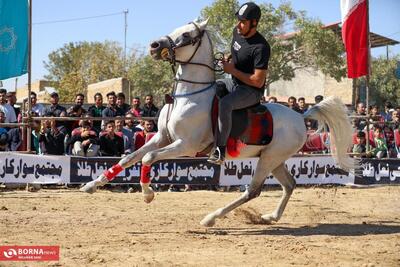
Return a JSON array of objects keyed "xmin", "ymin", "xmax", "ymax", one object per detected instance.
[{"xmin": 2, "ymin": 0, "xmax": 400, "ymax": 91}]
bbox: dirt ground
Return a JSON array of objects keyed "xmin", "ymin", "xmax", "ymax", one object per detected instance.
[{"xmin": 0, "ymin": 185, "xmax": 399, "ymax": 267}]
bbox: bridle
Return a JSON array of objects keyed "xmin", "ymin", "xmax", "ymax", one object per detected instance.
[
  {"xmin": 164, "ymin": 22, "xmax": 222, "ymax": 85},
  {"xmin": 162, "ymin": 22, "xmax": 223, "ymax": 144}
]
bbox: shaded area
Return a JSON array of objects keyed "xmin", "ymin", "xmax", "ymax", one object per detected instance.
[{"xmin": 193, "ymin": 223, "xmax": 400, "ymax": 236}]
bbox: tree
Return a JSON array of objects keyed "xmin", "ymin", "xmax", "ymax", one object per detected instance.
[
  {"xmin": 200, "ymin": 0, "xmax": 346, "ymax": 87},
  {"xmin": 44, "ymin": 41, "xmax": 125, "ymax": 101},
  {"xmin": 127, "ymin": 55, "xmax": 173, "ymax": 104},
  {"xmin": 368, "ymin": 55, "xmax": 400, "ymax": 106}
]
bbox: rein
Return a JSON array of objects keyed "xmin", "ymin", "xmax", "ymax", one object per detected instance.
[
  {"xmin": 172, "ymin": 82, "xmax": 215, "ymax": 98},
  {"xmin": 163, "ymin": 22, "xmax": 220, "ymax": 144}
]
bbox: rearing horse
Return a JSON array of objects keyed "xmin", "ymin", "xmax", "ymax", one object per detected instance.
[{"xmin": 81, "ymin": 20, "xmax": 355, "ymax": 227}]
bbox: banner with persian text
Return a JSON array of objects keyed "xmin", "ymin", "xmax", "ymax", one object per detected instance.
[
  {"xmin": 69, "ymin": 157, "xmax": 220, "ymax": 185},
  {"xmin": 0, "ymin": 153, "xmax": 399, "ymax": 185},
  {"xmin": 219, "ymin": 157, "xmax": 354, "ymax": 186},
  {"xmin": 0, "ymin": 152, "xmax": 69, "ymax": 184}
]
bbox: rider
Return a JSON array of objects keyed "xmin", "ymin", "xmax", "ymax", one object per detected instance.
[{"xmin": 208, "ymin": 2, "xmax": 271, "ymax": 165}]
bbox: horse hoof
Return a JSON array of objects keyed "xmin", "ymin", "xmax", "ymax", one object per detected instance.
[
  {"xmin": 200, "ymin": 214, "xmax": 216, "ymax": 227},
  {"xmin": 80, "ymin": 181, "xmax": 97, "ymax": 194},
  {"xmin": 143, "ymin": 190, "xmax": 155, "ymax": 204},
  {"xmin": 261, "ymin": 214, "xmax": 276, "ymax": 224}
]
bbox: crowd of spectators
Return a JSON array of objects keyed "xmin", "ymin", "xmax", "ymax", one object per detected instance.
[
  {"xmin": 0, "ymin": 88, "xmax": 157, "ymax": 157},
  {"xmin": 350, "ymin": 101, "xmax": 400, "ymax": 158},
  {"xmin": 1, "ymin": 86, "xmax": 400, "ymax": 159},
  {"xmin": 265, "ymin": 95, "xmax": 400, "ymax": 158}
]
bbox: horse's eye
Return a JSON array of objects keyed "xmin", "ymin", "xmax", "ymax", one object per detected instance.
[{"xmin": 182, "ymin": 32, "xmax": 190, "ymax": 38}]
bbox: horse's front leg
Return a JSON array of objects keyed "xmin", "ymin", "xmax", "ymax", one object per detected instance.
[
  {"xmin": 80, "ymin": 132, "xmax": 166, "ymax": 194},
  {"xmin": 139, "ymin": 139, "xmax": 195, "ymax": 203}
]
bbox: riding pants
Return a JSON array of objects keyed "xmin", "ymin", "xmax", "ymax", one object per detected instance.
[{"xmin": 216, "ymin": 78, "xmax": 263, "ymax": 146}]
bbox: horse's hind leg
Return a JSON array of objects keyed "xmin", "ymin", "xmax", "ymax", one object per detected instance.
[
  {"xmin": 261, "ymin": 163, "xmax": 296, "ymax": 224},
  {"xmin": 200, "ymin": 154, "xmax": 280, "ymax": 227}
]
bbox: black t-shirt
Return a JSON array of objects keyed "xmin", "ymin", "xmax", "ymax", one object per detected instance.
[
  {"xmin": 231, "ymin": 28, "xmax": 271, "ymax": 89},
  {"xmin": 99, "ymin": 134, "xmax": 124, "ymax": 157}
]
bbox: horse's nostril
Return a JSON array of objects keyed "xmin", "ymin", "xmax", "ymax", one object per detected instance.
[{"xmin": 150, "ymin": 41, "xmax": 160, "ymax": 49}]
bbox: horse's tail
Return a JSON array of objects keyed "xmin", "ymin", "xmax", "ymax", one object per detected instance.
[{"xmin": 303, "ymin": 96, "xmax": 356, "ymax": 171}]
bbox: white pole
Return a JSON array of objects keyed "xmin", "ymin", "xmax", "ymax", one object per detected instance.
[
  {"xmin": 26, "ymin": 0, "xmax": 32, "ymax": 152},
  {"xmin": 123, "ymin": 9, "xmax": 129, "ymax": 76}
]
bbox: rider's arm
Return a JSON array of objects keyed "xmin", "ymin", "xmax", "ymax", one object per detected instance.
[
  {"xmin": 223, "ymin": 43, "xmax": 269, "ymax": 89},
  {"xmin": 225, "ymin": 65, "xmax": 267, "ymax": 89}
]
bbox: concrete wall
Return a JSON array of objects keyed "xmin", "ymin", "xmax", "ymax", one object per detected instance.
[
  {"xmin": 86, "ymin": 77, "xmax": 130, "ymax": 104},
  {"xmin": 268, "ymin": 68, "xmax": 353, "ymax": 104},
  {"xmin": 16, "ymin": 80, "xmax": 53, "ymax": 103}
]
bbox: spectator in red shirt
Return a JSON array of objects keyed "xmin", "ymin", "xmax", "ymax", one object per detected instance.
[
  {"xmin": 133, "ymin": 120, "xmax": 155, "ymax": 150},
  {"xmin": 128, "ymin": 96, "xmax": 142, "ymax": 118}
]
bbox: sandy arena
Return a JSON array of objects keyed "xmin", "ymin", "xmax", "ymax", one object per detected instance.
[{"xmin": 0, "ymin": 186, "xmax": 399, "ymax": 266}]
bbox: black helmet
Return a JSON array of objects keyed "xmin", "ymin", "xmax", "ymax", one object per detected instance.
[{"xmin": 235, "ymin": 2, "xmax": 261, "ymax": 21}]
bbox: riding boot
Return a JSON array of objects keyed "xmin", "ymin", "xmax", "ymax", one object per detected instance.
[{"xmin": 207, "ymin": 145, "xmax": 225, "ymax": 165}]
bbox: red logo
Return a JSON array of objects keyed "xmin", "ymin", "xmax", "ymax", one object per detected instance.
[{"xmin": 0, "ymin": 246, "xmax": 59, "ymax": 261}]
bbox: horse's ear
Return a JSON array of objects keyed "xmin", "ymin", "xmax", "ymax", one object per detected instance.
[{"xmin": 198, "ymin": 19, "xmax": 209, "ymax": 31}]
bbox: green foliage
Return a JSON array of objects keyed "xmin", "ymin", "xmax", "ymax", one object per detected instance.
[
  {"xmin": 44, "ymin": 41, "xmax": 173, "ymax": 103},
  {"xmin": 293, "ymin": 18, "xmax": 346, "ymax": 82},
  {"xmin": 200, "ymin": 0, "xmax": 239, "ymax": 52},
  {"xmin": 58, "ymin": 72, "xmax": 86, "ymax": 103},
  {"xmin": 44, "ymin": 41, "xmax": 125, "ymax": 101},
  {"xmin": 368, "ymin": 55, "xmax": 400, "ymax": 106},
  {"xmin": 127, "ymin": 55, "xmax": 173, "ymax": 102}
]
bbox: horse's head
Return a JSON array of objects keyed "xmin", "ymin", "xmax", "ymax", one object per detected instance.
[{"xmin": 150, "ymin": 20, "xmax": 209, "ymax": 64}]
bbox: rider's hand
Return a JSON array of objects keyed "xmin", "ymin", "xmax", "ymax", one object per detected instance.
[{"xmin": 222, "ymin": 60, "xmax": 235, "ymax": 74}]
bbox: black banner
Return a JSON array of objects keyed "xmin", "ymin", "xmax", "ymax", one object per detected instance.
[
  {"xmin": 70, "ymin": 157, "xmax": 220, "ymax": 185},
  {"xmin": 69, "ymin": 156, "xmax": 400, "ymax": 185},
  {"xmin": 355, "ymin": 158, "xmax": 400, "ymax": 185}
]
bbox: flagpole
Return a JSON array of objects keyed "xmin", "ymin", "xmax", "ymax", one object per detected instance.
[
  {"xmin": 365, "ymin": 0, "xmax": 371, "ymax": 111},
  {"xmin": 26, "ymin": 0, "xmax": 32, "ymax": 152},
  {"xmin": 365, "ymin": 0, "xmax": 371, "ymax": 151}
]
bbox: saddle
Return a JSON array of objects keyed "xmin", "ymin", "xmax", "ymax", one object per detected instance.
[{"xmin": 211, "ymin": 85, "xmax": 273, "ymax": 157}]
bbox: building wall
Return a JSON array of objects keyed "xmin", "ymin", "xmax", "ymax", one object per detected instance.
[
  {"xmin": 268, "ymin": 68, "xmax": 353, "ymax": 104},
  {"xmin": 86, "ymin": 77, "xmax": 130, "ymax": 104},
  {"xmin": 16, "ymin": 80, "xmax": 53, "ymax": 103}
]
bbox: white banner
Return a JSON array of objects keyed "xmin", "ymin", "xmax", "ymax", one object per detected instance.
[
  {"xmin": 0, "ymin": 152, "xmax": 70, "ymax": 184},
  {"xmin": 220, "ymin": 156, "xmax": 355, "ymax": 186}
]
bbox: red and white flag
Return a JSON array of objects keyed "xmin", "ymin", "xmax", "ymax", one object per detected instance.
[{"xmin": 340, "ymin": 0, "xmax": 369, "ymax": 78}]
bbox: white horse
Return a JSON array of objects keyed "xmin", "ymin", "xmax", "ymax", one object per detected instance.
[{"xmin": 81, "ymin": 20, "xmax": 354, "ymax": 227}]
